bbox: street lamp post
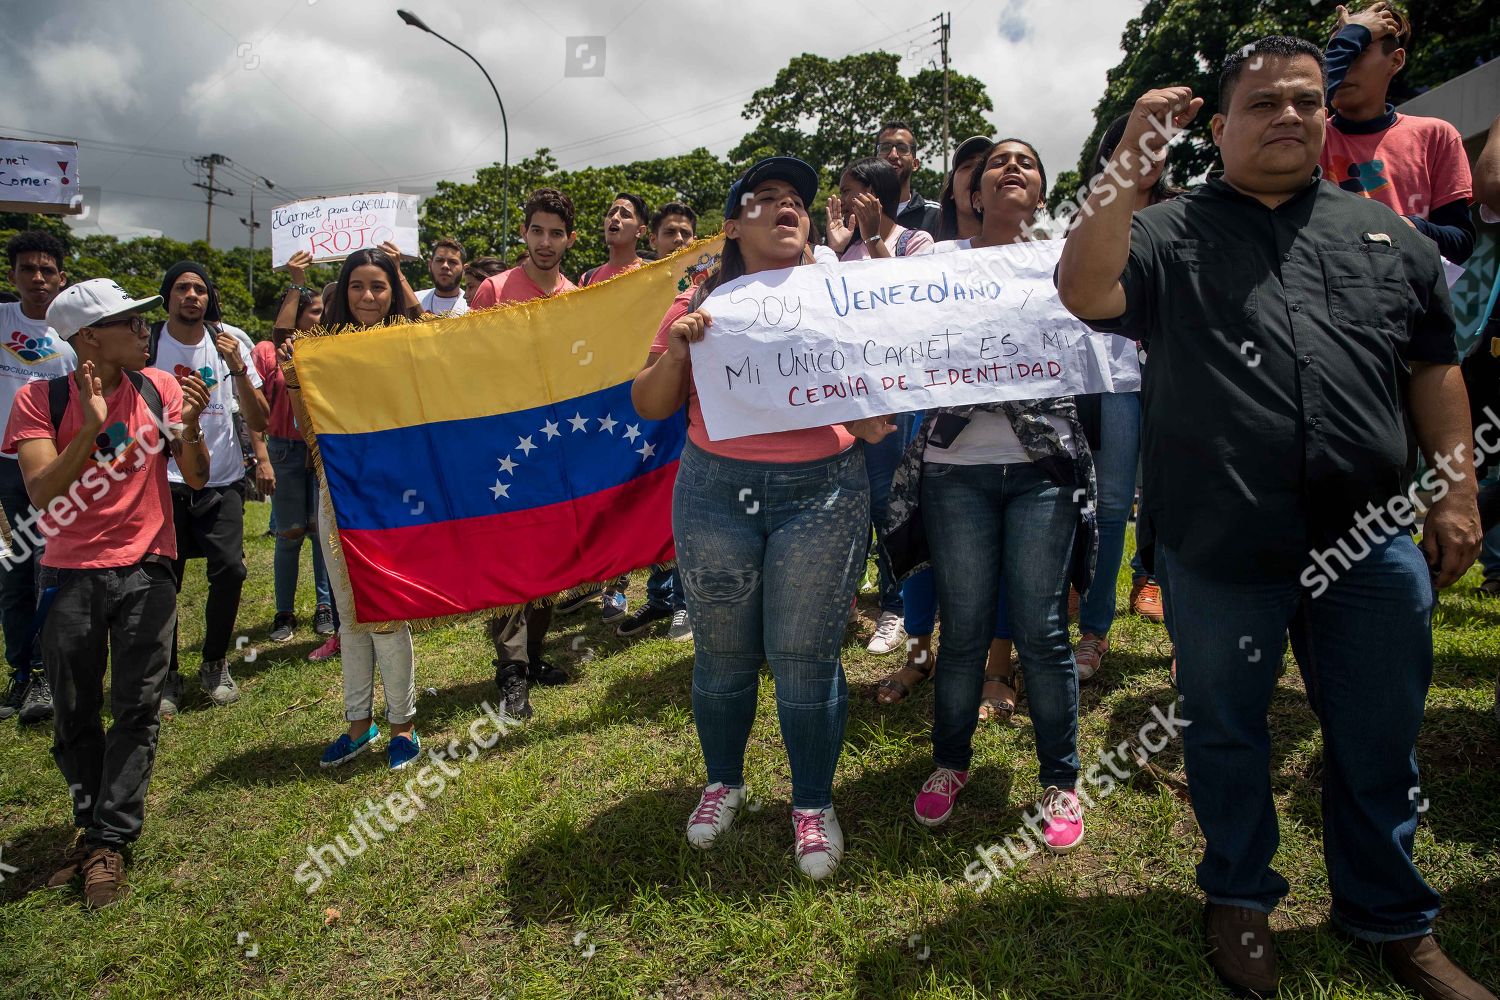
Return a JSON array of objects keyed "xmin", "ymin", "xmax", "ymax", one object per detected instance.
[{"xmin": 398, "ymin": 9, "xmax": 511, "ymax": 253}]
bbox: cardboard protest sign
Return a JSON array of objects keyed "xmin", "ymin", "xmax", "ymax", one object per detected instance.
[
  {"xmin": 691, "ymin": 240, "xmax": 1141, "ymax": 441},
  {"xmin": 0, "ymin": 136, "xmax": 82, "ymax": 215},
  {"xmin": 270, "ymin": 192, "xmax": 420, "ymax": 268}
]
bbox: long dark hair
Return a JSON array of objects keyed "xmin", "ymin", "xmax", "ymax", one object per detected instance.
[
  {"xmin": 839, "ymin": 156, "xmax": 901, "ymax": 221},
  {"xmin": 324, "ymin": 248, "xmax": 406, "ymax": 329},
  {"xmin": 937, "ymin": 147, "xmax": 988, "ymax": 242},
  {"xmin": 1092, "ymin": 114, "xmax": 1182, "ymax": 206}
]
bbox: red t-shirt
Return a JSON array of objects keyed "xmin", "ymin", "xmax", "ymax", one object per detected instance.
[
  {"xmin": 252, "ymin": 340, "xmax": 298, "ymax": 440},
  {"xmin": 584, "ymin": 259, "xmax": 642, "ymax": 285},
  {"xmin": 2, "ymin": 368, "xmax": 184, "ymax": 569},
  {"xmin": 470, "ymin": 266, "xmax": 579, "ymax": 308},
  {"xmin": 1320, "ymin": 113, "xmax": 1472, "ymax": 219},
  {"xmin": 650, "ymin": 292, "xmax": 856, "ymax": 463}
]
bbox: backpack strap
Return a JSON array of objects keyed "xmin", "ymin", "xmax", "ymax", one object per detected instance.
[
  {"xmin": 47, "ymin": 375, "xmax": 71, "ymax": 435},
  {"xmin": 580, "ymin": 266, "xmax": 601, "ymax": 287},
  {"xmin": 894, "ymin": 228, "xmax": 916, "ymax": 257},
  {"xmin": 147, "ymin": 321, "xmax": 164, "ymax": 368},
  {"xmin": 125, "ymin": 369, "xmax": 164, "ymax": 430}
]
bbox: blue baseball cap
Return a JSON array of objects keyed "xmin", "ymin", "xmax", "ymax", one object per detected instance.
[{"xmin": 722, "ymin": 156, "xmax": 820, "ymax": 220}]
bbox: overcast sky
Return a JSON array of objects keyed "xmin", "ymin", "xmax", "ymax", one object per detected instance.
[{"xmin": 4, "ymin": 0, "xmax": 1139, "ymax": 247}]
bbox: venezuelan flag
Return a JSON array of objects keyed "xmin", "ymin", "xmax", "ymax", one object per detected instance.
[{"xmin": 293, "ymin": 237, "xmax": 723, "ymax": 624}]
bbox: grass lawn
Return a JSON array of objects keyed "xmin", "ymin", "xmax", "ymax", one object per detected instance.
[{"xmin": 0, "ymin": 500, "xmax": 1496, "ymax": 999}]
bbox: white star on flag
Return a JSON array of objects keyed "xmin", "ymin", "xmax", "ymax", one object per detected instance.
[
  {"xmin": 498, "ymin": 455, "xmax": 518, "ymax": 474},
  {"xmin": 636, "ymin": 441, "xmax": 656, "ymax": 461},
  {"xmin": 540, "ymin": 419, "xmax": 561, "ymax": 440},
  {"xmin": 598, "ymin": 414, "xmax": 617, "ymax": 434},
  {"xmin": 568, "ymin": 413, "xmax": 589, "ymax": 433},
  {"xmin": 623, "ymin": 423, "xmax": 642, "ymax": 443},
  {"xmin": 490, "ymin": 480, "xmax": 510, "ymax": 499},
  {"xmin": 516, "ymin": 435, "xmax": 536, "ymax": 456}
]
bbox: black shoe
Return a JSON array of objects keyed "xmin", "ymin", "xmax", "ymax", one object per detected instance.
[
  {"xmin": 0, "ymin": 673, "xmax": 26, "ymax": 720},
  {"xmin": 493, "ymin": 660, "xmax": 533, "ymax": 720},
  {"xmin": 554, "ymin": 588, "xmax": 600, "ymax": 615},
  {"xmin": 312, "ymin": 604, "xmax": 336, "ymax": 636},
  {"xmin": 269, "ymin": 612, "xmax": 296, "ymax": 643},
  {"xmin": 614, "ymin": 603, "xmax": 672, "ymax": 637},
  {"xmin": 527, "ymin": 659, "xmax": 571, "ymax": 686},
  {"xmin": 19, "ymin": 673, "xmax": 53, "ymax": 724}
]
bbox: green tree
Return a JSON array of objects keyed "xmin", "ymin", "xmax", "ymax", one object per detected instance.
[
  {"xmin": 1072, "ymin": 0, "xmax": 1500, "ymax": 196},
  {"xmin": 732, "ymin": 51, "xmax": 993, "ymax": 189}
]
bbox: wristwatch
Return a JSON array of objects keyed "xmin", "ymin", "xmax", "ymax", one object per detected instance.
[{"xmin": 865, "ymin": 234, "xmax": 885, "ymax": 245}]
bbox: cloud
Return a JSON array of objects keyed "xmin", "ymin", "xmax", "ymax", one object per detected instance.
[
  {"xmin": 26, "ymin": 40, "xmax": 143, "ymax": 114},
  {"xmin": 997, "ymin": 0, "xmax": 1032, "ymax": 44}
]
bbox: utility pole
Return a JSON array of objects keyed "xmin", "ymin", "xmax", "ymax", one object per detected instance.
[
  {"xmin": 939, "ymin": 11, "xmax": 952, "ymax": 176},
  {"xmin": 192, "ymin": 153, "xmax": 234, "ymax": 243},
  {"xmin": 239, "ymin": 175, "xmax": 272, "ymax": 297}
]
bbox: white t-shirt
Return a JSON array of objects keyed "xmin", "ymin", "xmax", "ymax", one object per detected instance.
[
  {"xmin": 914, "ymin": 237, "xmax": 1074, "ymax": 465},
  {"xmin": 153, "ymin": 323, "xmax": 263, "ymax": 487},
  {"xmin": 0, "ymin": 302, "xmax": 77, "ymax": 462},
  {"xmin": 417, "ymin": 287, "xmax": 469, "ymax": 316}
]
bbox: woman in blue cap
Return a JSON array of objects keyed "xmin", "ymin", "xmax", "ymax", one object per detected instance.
[{"xmin": 633, "ymin": 157, "xmax": 893, "ymax": 879}]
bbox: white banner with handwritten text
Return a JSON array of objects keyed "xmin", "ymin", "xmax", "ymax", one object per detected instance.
[
  {"xmin": 692, "ymin": 240, "xmax": 1141, "ymax": 441},
  {"xmin": 270, "ymin": 191, "xmax": 420, "ymax": 268}
]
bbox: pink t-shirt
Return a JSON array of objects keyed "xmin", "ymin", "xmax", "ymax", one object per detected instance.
[
  {"xmin": 471, "ymin": 266, "xmax": 579, "ymax": 308},
  {"xmin": 837, "ymin": 224, "xmax": 934, "ymax": 261},
  {"xmin": 1320, "ymin": 113, "xmax": 1472, "ymax": 219},
  {"xmin": 650, "ymin": 292, "xmax": 856, "ymax": 463},
  {"xmin": 584, "ymin": 259, "xmax": 642, "ymax": 285},
  {"xmin": 3, "ymin": 367, "xmax": 184, "ymax": 569},
  {"xmin": 252, "ymin": 340, "xmax": 298, "ymax": 440}
]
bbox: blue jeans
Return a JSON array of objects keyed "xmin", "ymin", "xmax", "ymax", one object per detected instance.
[
  {"xmin": 1081, "ymin": 391, "xmax": 1140, "ymax": 635},
  {"xmin": 864, "ymin": 411, "xmax": 913, "ymax": 614},
  {"xmin": 673, "ymin": 442, "xmax": 868, "ymax": 809},
  {"xmin": 901, "ymin": 569, "xmax": 1011, "ymax": 641},
  {"xmin": 644, "ymin": 567, "xmax": 686, "ymax": 613},
  {"xmin": 922, "ymin": 461, "xmax": 1080, "ymax": 785},
  {"xmin": 268, "ymin": 437, "xmax": 331, "ymax": 615},
  {"xmin": 1160, "ymin": 534, "xmax": 1440, "ymax": 941}
]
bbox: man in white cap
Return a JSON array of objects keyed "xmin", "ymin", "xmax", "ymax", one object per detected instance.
[{"xmin": 1, "ymin": 277, "xmax": 210, "ymax": 907}]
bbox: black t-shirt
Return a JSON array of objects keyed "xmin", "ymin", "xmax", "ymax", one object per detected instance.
[{"xmin": 1081, "ymin": 171, "xmax": 1457, "ymax": 581}]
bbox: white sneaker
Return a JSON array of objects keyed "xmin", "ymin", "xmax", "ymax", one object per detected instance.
[
  {"xmin": 792, "ymin": 806, "xmax": 844, "ymax": 880},
  {"xmin": 686, "ymin": 782, "xmax": 746, "ymax": 849},
  {"xmin": 866, "ymin": 611, "xmax": 906, "ymax": 655},
  {"xmin": 667, "ymin": 608, "xmax": 693, "ymax": 642}
]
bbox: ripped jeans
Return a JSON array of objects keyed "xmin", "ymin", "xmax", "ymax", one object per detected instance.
[{"xmin": 673, "ymin": 442, "xmax": 868, "ymax": 809}]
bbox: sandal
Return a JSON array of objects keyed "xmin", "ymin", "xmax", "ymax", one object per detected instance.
[
  {"xmin": 875, "ymin": 656, "xmax": 935, "ymax": 706},
  {"xmin": 978, "ymin": 666, "xmax": 1019, "ymax": 724}
]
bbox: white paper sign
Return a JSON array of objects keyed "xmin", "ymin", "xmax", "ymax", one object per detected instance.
[
  {"xmin": 0, "ymin": 136, "xmax": 82, "ymax": 214},
  {"xmin": 692, "ymin": 241, "xmax": 1141, "ymax": 441},
  {"xmin": 270, "ymin": 191, "xmax": 420, "ymax": 268}
]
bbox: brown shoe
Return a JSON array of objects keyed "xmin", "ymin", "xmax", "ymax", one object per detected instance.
[
  {"xmin": 80, "ymin": 847, "xmax": 125, "ymax": 908},
  {"xmin": 1204, "ymin": 903, "xmax": 1279, "ymax": 998},
  {"xmin": 45, "ymin": 832, "xmax": 92, "ymax": 888},
  {"xmin": 1130, "ymin": 576, "xmax": 1165, "ymax": 621},
  {"xmin": 1380, "ymin": 935, "xmax": 1497, "ymax": 1000}
]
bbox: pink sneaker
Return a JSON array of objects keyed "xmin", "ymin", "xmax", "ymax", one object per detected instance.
[
  {"xmin": 1041, "ymin": 786, "xmax": 1085, "ymax": 854},
  {"xmin": 913, "ymin": 767, "xmax": 969, "ymax": 827},
  {"xmin": 1074, "ymin": 633, "xmax": 1108, "ymax": 682},
  {"xmin": 308, "ymin": 634, "xmax": 341, "ymax": 662}
]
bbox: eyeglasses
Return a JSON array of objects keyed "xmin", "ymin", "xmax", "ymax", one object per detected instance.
[
  {"xmin": 92, "ymin": 315, "xmax": 147, "ymax": 334},
  {"xmin": 876, "ymin": 142, "xmax": 913, "ymax": 156}
]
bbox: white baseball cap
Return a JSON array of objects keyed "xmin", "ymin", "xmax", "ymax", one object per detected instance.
[{"xmin": 45, "ymin": 278, "xmax": 162, "ymax": 341}]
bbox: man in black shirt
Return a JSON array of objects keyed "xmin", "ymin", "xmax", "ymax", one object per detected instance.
[
  {"xmin": 875, "ymin": 121, "xmax": 940, "ymax": 237},
  {"xmin": 1058, "ymin": 36, "xmax": 1489, "ymax": 1000}
]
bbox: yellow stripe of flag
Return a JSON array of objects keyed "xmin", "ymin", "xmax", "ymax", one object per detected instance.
[{"xmin": 296, "ymin": 236, "xmax": 723, "ymax": 437}]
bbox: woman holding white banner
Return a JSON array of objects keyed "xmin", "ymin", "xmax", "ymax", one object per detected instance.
[
  {"xmin": 886, "ymin": 140, "xmax": 1095, "ymax": 844},
  {"xmin": 632, "ymin": 157, "xmax": 895, "ymax": 881}
]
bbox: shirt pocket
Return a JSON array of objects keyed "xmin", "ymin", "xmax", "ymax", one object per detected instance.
[
  {"xmin": 1319, "ymin": 244, "xmax": 1405, "ymax": 334},
  {"xmin": 1163, "ymin": 241, "xmax": 1258, "ymax": 331}
]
